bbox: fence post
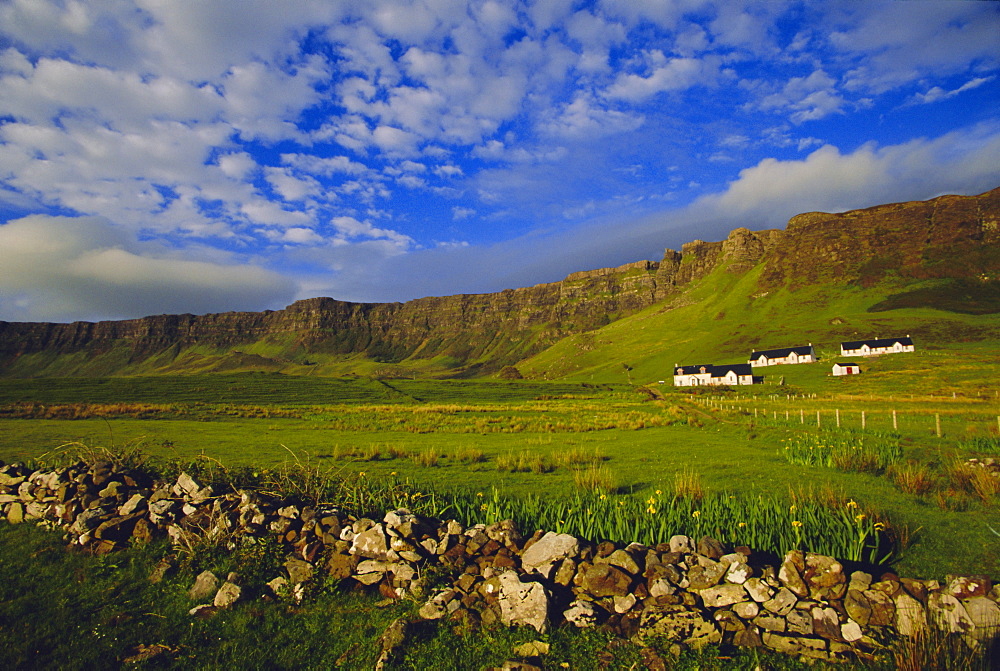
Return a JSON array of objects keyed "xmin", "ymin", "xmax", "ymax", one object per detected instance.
[
  {"xmin": 817, "ymin": 410, "xmax": 821, "ymax": 428},
  {"xmin": 861, "ymin": 411, "xmax": 866, "ymax": 430},
  {"xmin": 800, "ymin": 409, "xmax": 804, "ymax": 424},
  {"xmin": 893, "ymin": 410, "xmax": 898, "ymax": 430},
  {"xmin": 935, "ymin": 413, "xmax": 942, "ymax": 438},
  {"xmin": 836, "ymin": 408, "xmax": 841, "ymax": 428}
]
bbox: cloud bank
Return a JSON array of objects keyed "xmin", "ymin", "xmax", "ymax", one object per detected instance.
[{"xmin": 0, "ymin": 1, "xmax": 997, "ymax": 322}]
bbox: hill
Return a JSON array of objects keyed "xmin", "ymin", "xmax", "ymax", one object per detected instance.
[{"xmin": 0, "ymin": 187, "xmax": 998, "ymax": 379}]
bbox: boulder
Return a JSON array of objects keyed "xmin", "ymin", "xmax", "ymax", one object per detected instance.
[
  {"xmin": 213, "ymin": 582, "xmax": 242, "ymax": 608},
  {"xmin": 497, "ymin": 572, "xmax": 549, "ymax": 633},
  {"xmin": 963, "ymin": 596, "xmax": 1000, "ymax": 642},
  {"xmin": 638, "ymin": 608, "xmax": 722, "ymax": 647},
  {"xmin": 519, "ymin": 532, "xmax": 579, "ymax": 575},
  {"xmin": 351, "ymin": 524, "xmax": 390, "ymax": 559},
  {"xmin": 894, "ymin": 592, "xmax": 927, "ymax": 636},
  {"xmin": 577, "ymin": 563, "xmax": 632, "ymax": 598},
  {"xmin": 698, "ymin": 584, "xmax": 747, "ymax": 608},
  {"xmin": 188, "ymin": 570, "xmax": 219, "ymax": 601}
]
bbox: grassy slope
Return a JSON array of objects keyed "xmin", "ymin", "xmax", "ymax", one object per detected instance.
[{"xmin": 517, "ymin": 260, "xmax": 1000, "ymax": 391}]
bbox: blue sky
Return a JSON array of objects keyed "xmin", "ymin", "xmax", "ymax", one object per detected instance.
[{"xmin": 0, "ymin": 0, "xmax": 998, "ymax": 323}]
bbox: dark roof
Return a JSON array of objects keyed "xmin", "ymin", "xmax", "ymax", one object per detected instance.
[
  {"xmin": 711, "ymin": 363, "xmax": 753, "ymax": 376},
  {"xmin": 834, "ymin": 362, "xmax": 860, "ymax": 367},
  {"xmin": 750, "ymin": 345, "xmax": 814, "ymax": 359},
  {"xmin": 840, "ymin": 337, "xmax": 913, "ymax": 349},
  {"xmin": 674, "ymin": 364, "xmax": 713, "ymax": 375}
]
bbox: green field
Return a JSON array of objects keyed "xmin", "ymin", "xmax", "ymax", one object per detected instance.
[{"xmin": 1, "ymin": 368, "xmax": 998, "ymax": 580}]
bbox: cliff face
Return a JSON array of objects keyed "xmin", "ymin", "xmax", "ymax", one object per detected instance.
[
  {"xmin": 758, "ymin": 188, "xmax": 1000, "ymax": 290},
  {"xmin": 0, "ymin": 187, "xmax": 997, "ymax": 376}
]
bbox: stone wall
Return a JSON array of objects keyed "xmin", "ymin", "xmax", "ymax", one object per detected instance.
[{"xmin": 1, "ymin": 459, "xmax": 998, "ymax": 665}]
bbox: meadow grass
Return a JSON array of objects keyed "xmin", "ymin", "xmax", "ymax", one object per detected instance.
[{"xmin": 1, "ymin": 374, "xmax": 999, "ymax": 579}]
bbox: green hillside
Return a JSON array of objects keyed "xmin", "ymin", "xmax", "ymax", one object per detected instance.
[{"xmin": 518, "ymin": 260, "xmax": 1000, "ymax": 390}]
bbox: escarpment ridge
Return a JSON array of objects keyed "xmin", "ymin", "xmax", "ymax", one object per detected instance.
[{"xmin": 1, "ymin": 187, "xmax": 998, "ymax": 377}]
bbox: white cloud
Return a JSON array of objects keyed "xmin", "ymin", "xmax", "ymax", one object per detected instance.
[
  {"xmin": 452, "ymin": 206, "xmax": 474, "ymax": 220},
  {"xmin": 538, "ymin": 93, "xmax": 644, "ymax": 139},
  {"xmin": 280, "ymin": 153, "xmax": 369, "ymax": 177},
  {"xmin": 278, "ymin": 227, "xmax": 324, "ymax": 244},
  {"xmin": 240, "ymin": 200, "xmax": 311, "ymax": 227},
  {"xmin": 434, "ymin": 164, "xmax": 463, "ymax": 178},
  {"xmin": 830, "ymin": 3, "xmax": 1000, "ymax": 94},
  {"xmin": 701, "ymin": 122, "xmax": 1000, "ymax": 223},
  {"xmin": 266, "ymin": 168, "xmax": 320, "ymax": 202},
  {"xmin": 906, "ymin": 76, "xmax": 995, "ymax": 106},
  {"xmin": 605, "ymin": 53, "xmax": 717, "ymax": 101},
  {"xmin": 0, "ymin": 215, "xmax": 296, "ymax": 322},
  {"xmin": 217, "ymin": 152, "xmax": 257, "ymax": 179},
  {"xmin": 755, "ymin": 69, "xmax": 845, "ymax": 123}
]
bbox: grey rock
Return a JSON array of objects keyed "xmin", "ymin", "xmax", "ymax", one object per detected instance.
[
  {"xmin": 744, "ymin": 577, "xmax": 774, "ymax": 603},
  {"xmin": 698, "ymin": 584, "xmax": 747, "ymax": 608},
  {"xmin": 732, "ymin": 601, "xmax": 760, "ymax": 620},
  {"xmin": 763, "ymin": 587, "xmax": 797, "ymax": 616},
  {"xmin": 213, "ymin": 582, "xmax": 242, "ymax": 608},
  {"xmin": 762, "ymin": 633, "xmax": 828, "ymax": 660},
  {"xmin": 841, "ymin": 619, "xmax": 864, "ymax": 642},
  {"xmin": 285, "ymin": 557, "xmax": 315, "ymax": 585},
  {"xmin": 498, "ymin": 571, "xmax": 549, "ymax": 633},
  {"xmin": 894, "ymin": 592, "xmax": 926, "ymax": 637},
  {"xmin": 563, "ymin": 600, "xmax": 600, "ymax": 628},
  {"xmin": 188, "ymin": 570, "xmax": 219, "ymax": 601},
  {"xmin": 520, "ymin": 532, "xmax": 579, "ymax": 574},
  {"xmin": 351, "ymin": 524, "xmax": 390, "ymax": 559},
  {"xmin": 668, "ymin": 535, "xmax": 694, "ymax": 554},
  {"xmin": 963, "ymin": 596, "xmax": 1000, "ymax": 642},
  {"xmin": 638, "ymin": 608, "xmax": 722, "ymax": 647}
]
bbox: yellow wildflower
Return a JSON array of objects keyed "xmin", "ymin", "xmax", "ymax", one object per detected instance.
[
  {"xmin": 480, "ymin": 503, "xmax": 488, "ymax": 511},
  {"xmin": 846, "ymin": 500, "xmax": 858, "ymax": 509},
  {"xmin": 874, "ymin": 522, "xmax": 886, "ymax": 531},
  {"xmin": 358, "ymin": 471, "xmax": 366, "ymax": 477},
  {"xmin": 476, "ymin": 492, "xmax": 484, "ymax": 497},
  {"xmin": 789, "ymin": 504, "xmax": 797, "ymax": 512},
  {"xmin": 855, "ymin": 513, "xmax": 866, "ymax": 522},
  {"xmin": 738, "ymin": 522, "xmax": 746, "ymax": 528},
  {"xmin": 692, "ymin": 510, "xmax": 701, "ymax": 518},
  {"xmin": 647, "ymin": 506, "xmax": 657, "ymax": 514},
  {"xmin": 655, "ymin": 489, "xmax": 662, "ymax": 496},
  {"xmin": 792, "ymin": 520, "xmax": 803, "ymax": 527}
]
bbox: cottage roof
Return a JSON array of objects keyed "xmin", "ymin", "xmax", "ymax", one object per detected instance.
[
  {"xmin": 750, "ymin": 345, "xmax": 813, "ymax": 359},
  {"xmin": 833, "ymin": 362, "xmax": 859, "ymax": 368},
  {"xmin": 674, "ymin": 364, "xmax": 713, "ymax": 375},
  {"xmin": 840, "ymin": 337, "xmax": 913, "ymax": 350},
  {"xmin": 711, "ymin": 363, "xmax": 753, "ymax": 376}
]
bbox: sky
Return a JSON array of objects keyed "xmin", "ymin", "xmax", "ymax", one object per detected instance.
[{"xmin": 0, "ymin": 0, "xmax": 998, "ymax": 324}]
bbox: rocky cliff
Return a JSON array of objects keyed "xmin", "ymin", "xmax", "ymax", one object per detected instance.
[{"xmin": 0, "ymin": 187, "xmax": 997, "ymax": 377}]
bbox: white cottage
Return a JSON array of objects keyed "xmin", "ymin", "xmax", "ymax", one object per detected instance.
[
  {"xmin": 840, "ymin": 336, "xmax": 914, "ymax": 357},
  {"xmin": 749, "ymin": 344, "xmax": 815, "ymax": 367},
  {"xmin": 672, "ymin": 364, "xmax": 714, "ymax": 387},
  {"xmin": 673, "ymin": 363, "xmax": 759, "ymax": 386}
]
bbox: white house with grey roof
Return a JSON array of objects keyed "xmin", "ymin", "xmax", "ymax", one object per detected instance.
[
  {"xmin": 840, "ymin": 336, "xmax": 914, "ymax": 357},
  {"xmin": 748, "ymin": 344, "xmax": 815, "ymax": 367},
  {"xmin": 673, "ymin": 363, "xmax": 759, "ymax": 386}
]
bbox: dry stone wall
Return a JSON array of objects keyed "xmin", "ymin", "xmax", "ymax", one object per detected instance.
[{"xmin": 2, "ymin": 459, "xmax": 998, "ymax": 664}]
